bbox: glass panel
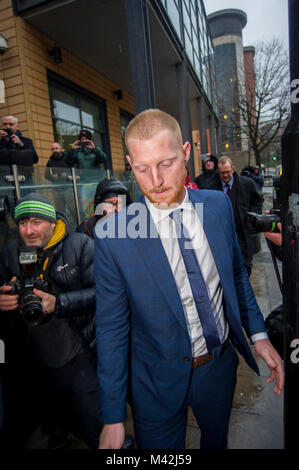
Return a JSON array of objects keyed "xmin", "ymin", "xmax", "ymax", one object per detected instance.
[
  {"xmin": 53, "ymin": 119, "xmax": 81, "ymax": 152},
  {"xmin": 182, "ymin": 1, "xmax": 191, "ymax": 34},
  {"xmin": 184, "ymin": 28, "xmax": 193, "ymax": 64},
  {"xmin": 0, "ymin": 163, "xmax": 148, "ymax": 246},
  {"xmin": 166, "ymin": 0, "xmax": 181, "ymax": 39},
  {"xmin": 81, "ymin": 97, "xmax": 102, "ymax": 131},
  {"xmin": 49, "ymin": 84, "xmax": 80, "ymax": 124}
]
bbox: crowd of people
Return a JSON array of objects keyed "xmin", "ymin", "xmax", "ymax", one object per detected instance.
[{"xmin": 0, "ymin": 110, "xmax": 283, "ymax": 450}]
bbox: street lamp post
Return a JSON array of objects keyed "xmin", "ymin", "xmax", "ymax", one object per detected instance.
[{"xmin": 281, "ymin": 0, "xmax": 299, "ymax": 450}]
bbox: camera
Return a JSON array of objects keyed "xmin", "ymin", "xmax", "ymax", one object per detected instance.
[
  {"xmin": 7, "ymin": 248, "xmax": 49, "ymax": 327},
  {"xmin": 1, "ymin": 128, "xmax": 13, "ymax": 145},
  {"xmin": 245, "ymin": 209, "xmax": 281, "ymax": 235},
  {"xmin": 80, "ymin": 141, "xmax": 89, "ymax": 148}
]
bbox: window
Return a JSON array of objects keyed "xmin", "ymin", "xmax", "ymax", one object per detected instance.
[{"xmin": 47, "ymin": 72, "xmax": 110, "ymax": 163}]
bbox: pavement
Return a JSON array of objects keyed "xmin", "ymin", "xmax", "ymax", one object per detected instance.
[{"xmin": 24, "ymin": 186, "xmax": 284, "ymax": 450}]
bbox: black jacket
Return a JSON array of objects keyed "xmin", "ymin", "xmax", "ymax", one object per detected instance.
[
  {"xmin": 0, "ymin": 212, "xmax": 95, "ymax": 351},
  {"xmin": 0, "ymin": 130, "xmax": 39, "ymax": 166},
  {"xmin": 45, "ymin": 152, "xmax": 70, "ymax": 181},
  {"xmin": 206, "ymin": 172, "xmax": 263, "ymax": 258},
  {"xmin": 194, "ymin": 155, "xmax": 218, "ymax": 189}
]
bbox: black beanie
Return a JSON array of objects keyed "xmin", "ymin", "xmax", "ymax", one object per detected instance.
[
  {"xmin": 93, "ymin": 179, "xmax": 132, "ymax": 211},
  {"xmin": 79, "ymin": 129, "xmax": 92, "ymax": 140},
  {"xmin": 14, "ymin": 192, "xmax": 57, "ymax": 224}
]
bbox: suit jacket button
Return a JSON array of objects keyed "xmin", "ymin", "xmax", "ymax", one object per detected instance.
[{"xmin": 184, "ymin": 357, "xmax": 190, "ymax": 362}]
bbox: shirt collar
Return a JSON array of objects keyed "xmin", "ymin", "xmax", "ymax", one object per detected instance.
[
  {"xmin": 145, "ymin": 187, "xmax": 193, "ymax": 225},
  {"xmin": 221, "ymin": 174, "xmax": 234, "ymax": 190}
]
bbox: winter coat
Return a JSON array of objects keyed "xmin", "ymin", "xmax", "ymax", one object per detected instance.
[
  {"xmin": 206, "ymin": 172, "xmax": 263, "ymax": 258},
  {"xmin": 64, "ymin": 146, "xmax": 107, "ymax": 172},
  {"xmin": 0, "ymin": 212, "xmax": 95, "ymax": 349}
]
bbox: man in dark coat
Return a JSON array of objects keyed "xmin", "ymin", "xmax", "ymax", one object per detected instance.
[
  {"xmin": 207, "ymin": 156, "xmax": 263, "ymax": 276},
  {"xmin": 194, "ymin": 153, "xmax": 218, "ymax": 189},
  {"xmin": 0, "ymin": 114, "xmax": 39, "ymax": 211},
  {"xmin": 0, "ymin": 114, "xmax": 39, "ymax": 166}
]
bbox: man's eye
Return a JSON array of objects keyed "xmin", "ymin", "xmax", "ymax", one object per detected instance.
[
  {"xmin": 160, "ymin": 160, "xmax": 172, "ymax": 167},
  {"xmin": 138, "ymin": 167, "xmax": 148, "ymax": 173}
]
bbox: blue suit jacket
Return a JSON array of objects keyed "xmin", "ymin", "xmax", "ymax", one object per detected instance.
[{"xmin": 94, "ymin": 189, "xmax": 266, "ymax": 424}]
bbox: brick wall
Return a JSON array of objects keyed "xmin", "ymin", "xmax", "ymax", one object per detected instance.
[{"xmin": 0, "ymin": 3, "xmax": 135, "ymax": 170}]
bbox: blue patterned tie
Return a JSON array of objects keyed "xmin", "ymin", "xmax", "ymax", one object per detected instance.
[{"xmin": 170, "ymin": 209, "xmax": 221, "ymax": 353}]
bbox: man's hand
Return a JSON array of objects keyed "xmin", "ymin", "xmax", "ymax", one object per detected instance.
[
  {"xmin": 98, "ymin": 423, "xmax": 125, "ymax": 449},
  {"xmin": 254, "ymin": 338, "xmax": 284, "ymax": 396},
  {"xmin": 0, "ymin": 129, "xmax": 8, "ymax": 140},
  {"xmin": 0, "ymin": 276, "xmax": 18, "ymax": 311},
  {"xmin": 10, "ymin": 134, "xmax": 23, "ymax": 146},
  {"xmin": 85, "ymin": 139, "xmax": 95, "ymax": 150},
  {"xmin": 71, "ymin": 140, "xmax": 81, "ymax": 150},
  {"xmin": 33, "ymin": 289, "xmax": 56, "ymax": 315}
]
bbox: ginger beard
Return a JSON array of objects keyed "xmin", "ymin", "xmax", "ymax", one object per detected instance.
[{"xmin": 143, "ymin": 165, "xmax": 187, "ymax": 206}]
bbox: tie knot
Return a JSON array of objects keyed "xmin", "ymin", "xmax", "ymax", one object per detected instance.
[{"xmin": 169, "ymin": 208, "xmax": 183, "ymax": 225}]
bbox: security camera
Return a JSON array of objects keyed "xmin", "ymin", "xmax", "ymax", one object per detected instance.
[{"xmin": 0, "ymin": 32, "xmax": 8, "ymax": 55}]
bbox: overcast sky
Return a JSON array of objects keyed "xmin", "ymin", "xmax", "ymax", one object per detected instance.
[{"xmin": 204, "ymin": 0, "xmax": 289, "ymax": 52}]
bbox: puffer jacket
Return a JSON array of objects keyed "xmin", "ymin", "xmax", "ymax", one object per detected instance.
[{"xmin": 0, "ymin": 212, "xmax": 95, "ymax": 347}]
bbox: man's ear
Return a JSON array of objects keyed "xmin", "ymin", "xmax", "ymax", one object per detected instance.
[
  {"xmin": 182, "ymin": 141, "xmax": 191, "ymax": 164},
  {"xmin": 126, "ymin": 155, "xmax": 133, "ymax": 169},
  {"xmin": 232, "ymin": 166, "xmax": 235, "ymax": 174}
]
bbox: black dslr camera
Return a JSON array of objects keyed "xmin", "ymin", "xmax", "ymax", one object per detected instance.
[
  {"xmin": 1, "ymin": 128, "xmax": 13, "ymax": 144},
  {"xmin": 8, "ymin": 247, "xmax": 49, "ymax": 327},
  {"xmin": 244, "ymin": 209, "xmax": 281, "ymax": 235}
]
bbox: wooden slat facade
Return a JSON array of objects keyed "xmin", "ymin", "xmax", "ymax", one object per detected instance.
[{"xmin": 0, "ymin": 3, "xmax": 135, "ymax": 170}]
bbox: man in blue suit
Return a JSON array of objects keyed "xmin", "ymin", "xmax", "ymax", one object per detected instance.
[{"xmin": 94, "ymin": 109, "xmax": 284, "ymax": 449}]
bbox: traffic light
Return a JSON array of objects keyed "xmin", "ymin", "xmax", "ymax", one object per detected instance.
[{"xmin": 272, "ymin": 155, "xmax": 277, "ymax": 161}]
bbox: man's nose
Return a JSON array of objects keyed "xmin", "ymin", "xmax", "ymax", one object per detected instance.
[
  {"xmin": 25, "ymin": 223, "xmax": 34, "ymax": 234},
  {"xmin": 151, "ymin": 168, "xmax": 164, "ymax": 187}
]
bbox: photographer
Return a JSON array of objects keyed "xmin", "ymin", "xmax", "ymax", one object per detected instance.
[
  {"xmin": 241, "ymin": 165, "xmax": 264, "ymax": 192},
  {"xmin": 0, "ymin": 114, "xmax": 38, "ymax": 165},
  {"xmin": 76, "ymin": 178, "xmax": 132, "ymax": 239},
  {"xmin": 0, "ymin": 115, "xmax": 39, "ymax": 213},
  {"xmin": 0, "ymin": 193, "xmax": 103, "ymax": 449},
  {"xmin": 64, "ymin": 129, "xmax": 107, "ymax": 172},
  {"xmin": 65, "ymin": 130, "xmax": 108, "ymax": 218}
]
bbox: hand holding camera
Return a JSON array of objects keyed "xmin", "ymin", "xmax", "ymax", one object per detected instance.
[{"xmin": 0, "ymin": 276, "xmax": 18, "ymax": 311}]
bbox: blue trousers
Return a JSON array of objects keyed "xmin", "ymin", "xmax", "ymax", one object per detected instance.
[{"xmin": 134, "ymin": 342, "xmax": 239, "ymax": 449}]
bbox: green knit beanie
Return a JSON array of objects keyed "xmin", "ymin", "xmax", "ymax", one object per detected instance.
[{"xmin": 14, "ymin": 192, "xmax": 57, "ymax": 224}]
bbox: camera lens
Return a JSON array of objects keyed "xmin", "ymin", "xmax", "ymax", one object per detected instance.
[{"xmin": 22, "ymin": 293, "xmax": 44, "ymax": 327}]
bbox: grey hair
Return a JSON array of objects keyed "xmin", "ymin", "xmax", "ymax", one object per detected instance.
[{"xmin": 1, "ymin": 114, "xmax": 18, "ymax": 125}]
